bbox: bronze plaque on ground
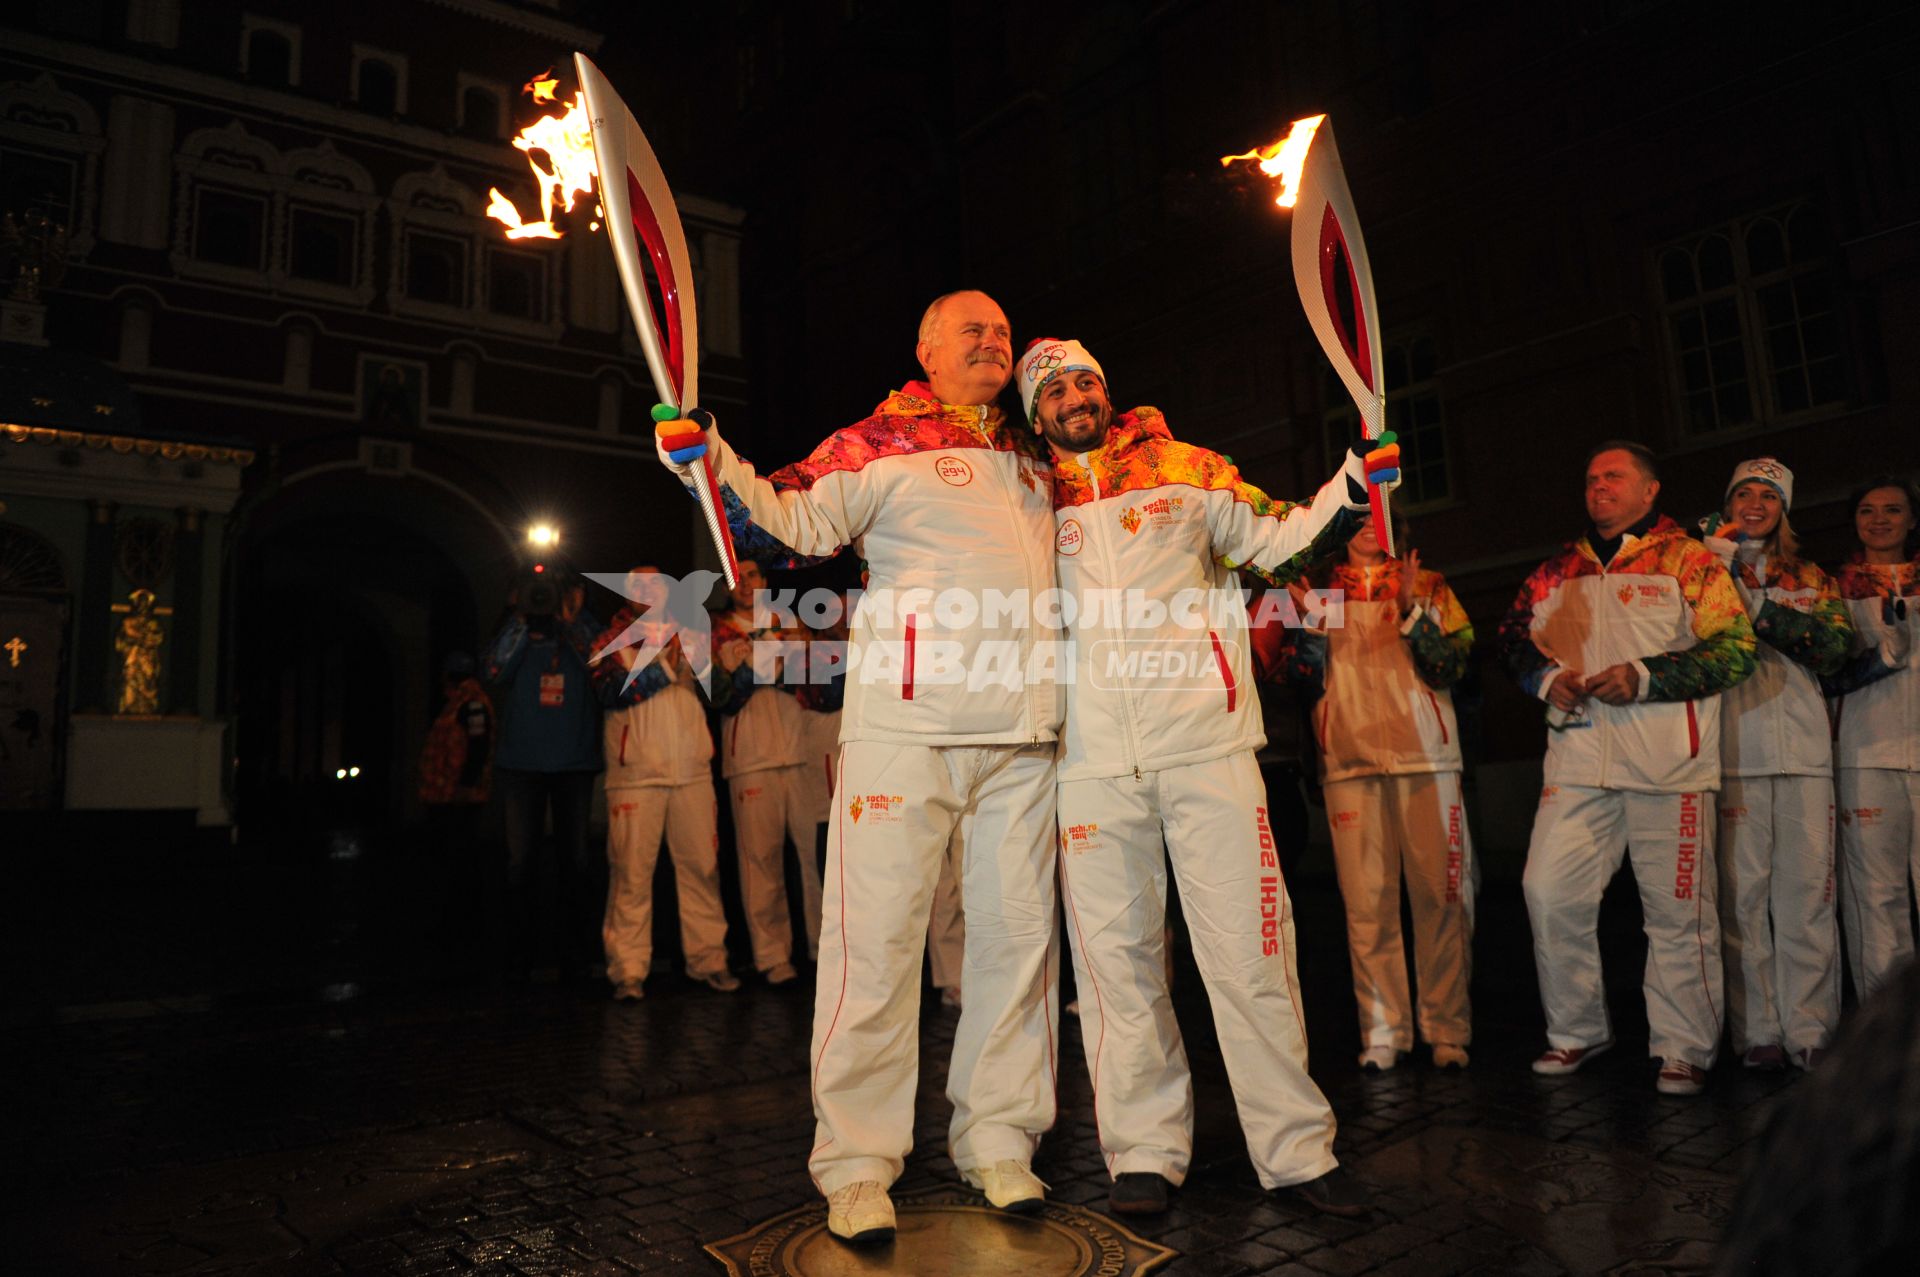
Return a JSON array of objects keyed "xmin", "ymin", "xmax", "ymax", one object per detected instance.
[{"xmin": 705, "ymin": 1185, "xmax": 1175, "ymax": 1276}]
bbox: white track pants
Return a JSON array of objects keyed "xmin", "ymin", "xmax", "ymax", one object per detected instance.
[
  {"xmin": 1718, "ymin": 775, "xmax": 1839, "ymax": 1054},
  {"xmin": 808, "ymin": 741, "xmax": 1058, "ymax": 1197},
  {"xmin": 1057, "ymin": 752, "xmax": 1337, "ymax": 1190},
  {"xmin": 928, "ymin": 831, "xmax": 966, "ymax": 992},
  {"xmin": 603, "ymin": 780, "xmax": 729, "ymax": 982},
  {"xmin": 1323, "ymin": 772, "xmax": 1476, "ymax": 1052},
  {"xmin": 1836, "ymin": 768, "xmax": 1920, "ymax": 999},
  {"xmin": 729, "ymin": 763, "xmax": 822, "ymax": 969},
  {"xmin": 1522, "ymin": 786, "xmax": 1723, "ymax": 1068}
]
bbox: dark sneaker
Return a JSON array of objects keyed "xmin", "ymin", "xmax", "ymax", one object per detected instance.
[
  {"xmin": 1286, "ymin": 1167, "xmax": 1370, "ymax": 1218},
  {"xmin": 1742, "ymin": 1044, "xmax": 1787, "ymax": 1072},
  {"xmin": 1109, "ymin": 1172, "xmax": 1171, "ymax": 1215}
]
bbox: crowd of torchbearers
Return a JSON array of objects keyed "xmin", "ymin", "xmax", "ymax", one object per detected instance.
[
  {"xmin": 412, "ymin": 56, "xmax": 1920, "ymax": 1254},
  {"xmin": 611, "ymin": 288, "xmax": 1919, "ymax": 1242}
]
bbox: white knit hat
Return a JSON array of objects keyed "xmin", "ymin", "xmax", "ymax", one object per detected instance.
[
  {"xmin": 1017, "ymin": 338, "xmax": 1105, "ymax": 423},
  {"xmin": 1726, "ymin": 456, "xmax": 1794, "ymax": 509}
]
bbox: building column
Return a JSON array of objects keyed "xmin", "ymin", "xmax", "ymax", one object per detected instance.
[
  {"xmin": 169, "ymin": 506, "xmax": 204, "ymax": 716},
  {"xmin": 75, "ymin": 499, "xmax": 117, "ymax": 712}
]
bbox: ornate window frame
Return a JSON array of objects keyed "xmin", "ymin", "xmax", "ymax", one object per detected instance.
[
  {"xmin": 170, "ymin": 121, "xmax": 283, "ymax": 287},
  {"xmin": 350, "ymin": 45, "xmax": 409, "ymax": 116},
  {"xmin": 455, "ymin": 73, "xmax": 510, "ymax": 141},
  {"xmin": 238, "ymin": 14, "xmax": 302, "ymax": 87},
  {"xmin": 280, "ymin": 142, "xmax": 377, "ymax": 305},
  {"xmin": 387, "ymin": 164, "xmax": 561, "ymax": 338},
  {"xmin": 0, "ymin": 73, "xmax": 106, "ymax": 258}
]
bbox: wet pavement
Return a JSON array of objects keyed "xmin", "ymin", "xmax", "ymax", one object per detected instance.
[{"xmin": 7, "ymin": 818, "xmax": 1805, "ymax": 1275}]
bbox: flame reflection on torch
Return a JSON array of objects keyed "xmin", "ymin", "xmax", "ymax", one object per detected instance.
[
  {"xmin": 487, "ymin": 73, "xmax": 600, "ymax": 241},
  {"xmin": 1220, "ymin": 114, "xmax": 1326, "ymax": 208}
]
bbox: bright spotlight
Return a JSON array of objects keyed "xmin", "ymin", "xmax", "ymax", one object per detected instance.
[
  {"xmin": 349, "ymin": 766, "xmax": 361, "ymax": 778},
  {"xmin": 527, "ymin": 523, "xmax": 560, "ymax": 549},
  {"xmin": 335, "ymin": 768, "xmax": 347, "ymax": 780}
]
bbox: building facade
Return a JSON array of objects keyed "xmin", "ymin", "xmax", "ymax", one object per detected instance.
[{"xmin": 1, "ymin": 0, "xmax": 745, "ymax": 827}]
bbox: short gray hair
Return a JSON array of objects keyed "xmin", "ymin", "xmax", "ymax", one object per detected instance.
[{"xmin": 918, "ymin": 290, "xmax": 971, "ymax": 346}]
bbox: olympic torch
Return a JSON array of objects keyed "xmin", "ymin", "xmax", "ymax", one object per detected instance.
[{"xmin": 1224, "ymin": 115, "xmax": 1395, "ymax": 555}]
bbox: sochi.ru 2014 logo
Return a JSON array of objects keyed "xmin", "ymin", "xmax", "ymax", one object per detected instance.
[{"xmin": 848, "ymin": 795, "xmax": 864, "ymax": 823}]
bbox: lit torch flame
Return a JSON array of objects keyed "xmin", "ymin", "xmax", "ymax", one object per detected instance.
[
  {"xmin": 523, "ymin": 68, "xmax": 559, "ymax": 104},
  {"xmin": 1220, "ymin": 114, "xmax": 1325, "ymax": 208},
  {"xmin": 487, "ymin": 72, "xmax": 599, "ymax": 241}
]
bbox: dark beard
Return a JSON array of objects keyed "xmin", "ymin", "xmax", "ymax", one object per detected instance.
[{"xmin": 1042, "ymin": 405, "xmax": 1110, "ymax": 454}]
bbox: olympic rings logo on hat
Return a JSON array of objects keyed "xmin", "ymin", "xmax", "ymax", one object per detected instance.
[{"xmin": 1023, "ymin": 344, "xmax": 1067, "ymax": 383}]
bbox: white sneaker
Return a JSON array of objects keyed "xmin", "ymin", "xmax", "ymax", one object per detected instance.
[
  {"xmin": 826, "ymin": 1180, "xmax": 895, "ymax": 1244},
  {"xmin": 1357, "ymin": 1046, "xmax": 1401, "ymax": 1072},
  {"xmin": 968, "ymin": 1159, "xmax": 1047, "ymax": 1213}
]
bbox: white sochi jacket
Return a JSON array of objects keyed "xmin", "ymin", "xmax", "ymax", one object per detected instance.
[
  {"xmin": 588, "ymin": 611, "xmax": 715, "ymax": 790},
  {"xmin": 692, "ymin": 383, "xmax": 1062, "ymax": 747},
  {"xmin": 1830, "ymin": 555, "xmax": 1920, "ymax": 774},
  {"xmin": 1498, "ymin": 517, "xmax": 1757, "ymax": 795},
  {"xmin": 1716, "ymin": 554, "xmax": 1852, "ymax": 780},
  {"xmin": 1050, "ymin": 407, "xmax": 1364, "ymax": 783}
]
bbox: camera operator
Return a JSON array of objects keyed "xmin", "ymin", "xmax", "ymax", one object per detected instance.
[{"xmin": 483, "ymin": 567, "xmax": 604, "ymax": 980}]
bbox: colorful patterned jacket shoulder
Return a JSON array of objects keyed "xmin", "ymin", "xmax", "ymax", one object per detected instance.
[
  {"xmin": 1050, "ymin": 406, "xmax": 1299, "ymax": 524},
  {"xmin": 1498, "ymin": 514, "xmax": 1756, "ymax": 703},
  {"xmin": 767, "ymin": 381, "xmax": 1042, "ymax": 494},
  {"xmin": 1834, "ymin": 551, "xmax": 1920, "ymax": 601}
]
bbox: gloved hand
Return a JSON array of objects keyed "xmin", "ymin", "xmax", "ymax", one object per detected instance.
[
  {"xmin": 1344, "ymin": 431, "xmax": 1400, "ymax": 506},
  {"xmin": 1882, "ymin": 595, "xmax": 1911, "ymax": 669},
  {"xmin": 1701, "ymin": 534, "xmax": 1738, "ymax": 562},
  {"xmin": 654, "ymin": 403, "xmax": 715, "ymax": 475}
]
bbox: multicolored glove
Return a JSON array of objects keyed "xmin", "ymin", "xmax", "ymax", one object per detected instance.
[
  {"xmin": 653, "ymin": 403, "xmax": 715, "ymax": 474},
  {"xmin": 1344, "ymin": 430, "xmax": 1400, "ymax": 505}
]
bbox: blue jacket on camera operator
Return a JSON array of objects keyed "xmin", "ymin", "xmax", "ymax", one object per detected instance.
[{"xmin": 481, "ymin": 570, "xmax": 604, "ymax": 977}]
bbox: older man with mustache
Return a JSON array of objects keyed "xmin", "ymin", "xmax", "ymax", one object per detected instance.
[{"xmin": 654, "ymin": 291, "xmax": 1061, "ymax": 1244}]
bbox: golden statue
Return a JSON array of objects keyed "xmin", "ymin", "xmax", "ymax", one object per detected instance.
[{"xmin": 115, "ymin": 588, "xmax": 165, "ymax": 715}]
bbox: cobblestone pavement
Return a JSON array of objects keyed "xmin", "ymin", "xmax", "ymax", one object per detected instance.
[{"xmin": 8, "ymin": 828, "xmax": 1804, "ymax": 1275}]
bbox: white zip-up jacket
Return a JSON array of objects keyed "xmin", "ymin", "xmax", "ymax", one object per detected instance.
[
  {"xmin": 690, "ymin": 383, "xmax": 1061, "ymax": 747},
  {"xmin": 1713, "ymin": 550, "xmax": 1852, "ymax": 779},
  {"xmin": 711, "ymin": 608, "xmax": 807, "ymax": 779},
  {"xmin": 589, "ymin": 611, "xmax": 715, "ymax": 789},
  {"xmin": 1049, "ymin": 406, "xmax": 1363, "ymax": 783},
  {"xmin": 1286, "ymin": 561, "xmax": 1473, "ymax": 783},
  {"xmin": 1829, "ymin": 554, "xmax": 1920, "ymax": 773},
  {"xmin": 1498, "ymin": 516, "xmax": 1757, "ymax": 794}
]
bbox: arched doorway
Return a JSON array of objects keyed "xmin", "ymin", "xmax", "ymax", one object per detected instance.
[
  {"xmin": 0, "ymin": 523, "xmax": 71, "ymax": 811},
  {"xmin": 232, "ymin": 469, "xmax": 517, "ymax": 837}
]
